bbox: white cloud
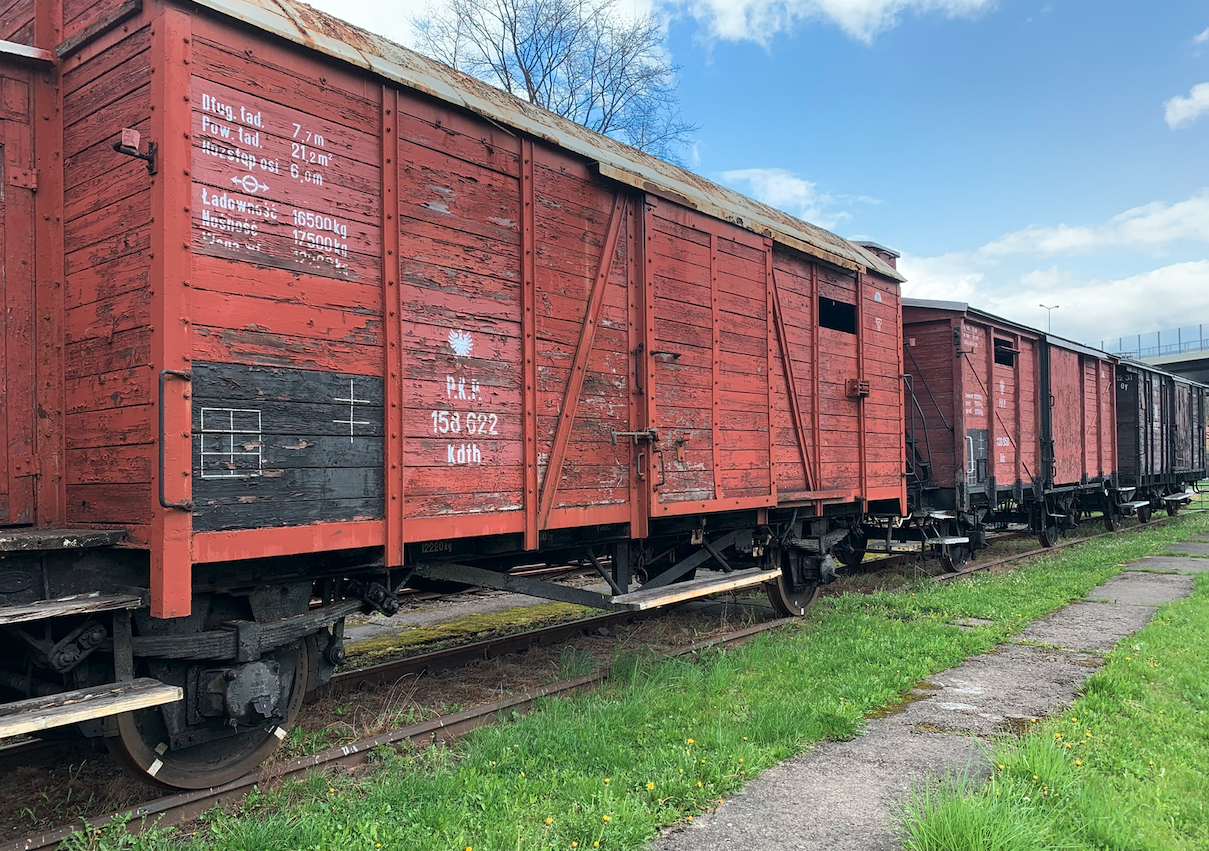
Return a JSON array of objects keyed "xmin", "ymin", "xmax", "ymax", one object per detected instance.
[
  {"xmin": 1195, "ymin": 27, "xmax": 1209, "ymax": 45},
  {"xmin": 899, "ymin": 256, "xmax": 1209, "ymax": 343},
  {"xmin": 718, "ymin": 167, "xmax": 872, "ymax": 229},
  {"xmin": 899, "ymin": 190, "xmax": 1209, "ymax": 341},
  {"xmin": 979, "ymin": 191, "xmax": 1209, "ymax": 257},
  {"xmin": 670, "ymin": 0, "xmax": 994, "ymax": 44},
  {"xmin": 1164, "ymin": 82, "xmax": 1209, "ymax": 129}
]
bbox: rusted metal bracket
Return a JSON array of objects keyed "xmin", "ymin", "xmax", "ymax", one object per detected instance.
[
  {"xmin": 113, "ymin": 129, "xmax": 157, "ymax": 174},
  {"xmin": 10, "ymin": 456, "xmax": 40, "ymax": 477},
  {"xmin": 6, "ymin": 169, "xmax": 37, "ymax": 190},
  {"xmin": 846, "ymin": 378, "xmax": 871, "ymax": 398}
]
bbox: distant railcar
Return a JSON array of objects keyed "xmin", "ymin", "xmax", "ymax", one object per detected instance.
[
  {"xmin": 882, "ymin": 299, "xmax": 1120, "ymax": 559},
  {"xmin": 1115, "ymin": 359, "xmax": 1207, "ymax": 519},
  {"xmin": 0, "ymin": 0, "xmax": 902, "ymax": 787}
]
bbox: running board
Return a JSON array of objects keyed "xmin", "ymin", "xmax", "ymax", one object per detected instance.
[
  {"xmin": 1162, "ymin": 492, "xmax": 1194, "ymax": 503},
  {"xmin": 866, "ymin": 540, "xmax": 925, "ymax": 554},
  {"xmin": 610, "ymin": 568, "xmax": 780, "ymax": 611},
  {"xmin": 0, "ymin": 592, "xmax": 142, "ymax": 626},
  {"xmin": 1122, "ymin": 500, "xmax": 1152, "ymax": 510},
  {"xmin": 0, "ymin": 678, "xmax": 182, "ymax": 739},
  {"xmin": 866, "ymin": 536, "xmax": 969, "ymax": 554}
]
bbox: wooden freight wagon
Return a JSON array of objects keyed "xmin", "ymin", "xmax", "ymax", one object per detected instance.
[
  {"xmin": 0, "ymin": 0, "xmax": 904, "ymax": 785},
  {"xmin": 1115, "ymin": 359, "xmax": 1207, "ymax": 519},
  {"xmin": 894, "ymin": 299, "xmax": 1117, "ymax": 555}
]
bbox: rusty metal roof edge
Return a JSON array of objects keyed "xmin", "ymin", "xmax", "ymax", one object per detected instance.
[
  {"xmin": 185, "ymin": 0, "xmax": 904, "ymax": 283},
  {"xmin": 0, "ymin": 38, "xmax": 55, "ymax": 64}
]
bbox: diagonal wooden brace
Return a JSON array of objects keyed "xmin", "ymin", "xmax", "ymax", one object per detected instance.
[{"xmin": 537, "ymin": 192, "xmax": 628, "ymax": 528}]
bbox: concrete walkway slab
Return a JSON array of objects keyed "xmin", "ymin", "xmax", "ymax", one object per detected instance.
[
  {"xmin": 652, "ymin": 539, "xmax": 1204, "ymax": 851},
  {"xmin": 1163, "ymin": 541, "xmax": 1209, "ymax": 557},
  {"xmin": 1085, "ymin": 571, "xmax": 1193, "ymax": 606},
  {"xmin": 1016, "ymin": 601, "xmax": 1153, "ymax": 652},
  {"xmin": 1129, "ymin": 554, "xmax": 1209, "ymax": 573},
  {"xmin": 886, "ymin": 644, "xmax": 1101, "ymax": 736},
  {"xmin": 654, "ymin": 726, "xmax": 982, "ymax": 851}
]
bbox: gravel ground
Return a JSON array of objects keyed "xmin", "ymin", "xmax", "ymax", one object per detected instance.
[{"xmin": 654, "ymin": 545, "xmax": 1205, "ymax": 851}]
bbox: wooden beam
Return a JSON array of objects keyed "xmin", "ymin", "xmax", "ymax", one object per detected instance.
[
  {"xmin": 537, "ymin": 192, "xmax": 627, "ymax": 529},
  {"xmin": 770, "ymin": 269, "xmax": 815, "ymax": 491},
  {"xmin": 0, "ymin": 679, "xmax": 182, "ymax": 739}
]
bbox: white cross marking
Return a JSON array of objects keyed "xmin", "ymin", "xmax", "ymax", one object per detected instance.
[{"xmin": 333, "ymin": 379, "xmax": 372, "ymax": 443}]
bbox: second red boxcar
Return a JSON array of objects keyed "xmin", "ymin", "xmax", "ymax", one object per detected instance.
[{"xmin": 895, "ymin": 299, "xmax": 1117, "ymax": 555}]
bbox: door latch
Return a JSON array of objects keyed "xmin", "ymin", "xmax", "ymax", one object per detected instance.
[{"xmin": 611, "ymin": 427, "xmax": 659, "ymax": 445}]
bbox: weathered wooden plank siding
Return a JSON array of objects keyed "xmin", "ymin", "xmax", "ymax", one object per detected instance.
[
  {"xmin": 0, "ymin": 0, "xmax": 32, "ymax": 42},
  {"xmin": 395, "ymin": 85, "xmax": 523, "ymax": 522},
  {"xmin": 60, "ymin": 24, "xmax": 153, "ymax": 538},
  {"xmin": 183, "ymin": 20, "xmax": 386, "ymax": 531}
]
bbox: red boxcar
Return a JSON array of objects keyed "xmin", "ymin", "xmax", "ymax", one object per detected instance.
[
  {"xmin": 0, "ymin": 0, "xmax": 903, "ymax": 785},
  {"xmin": 897, "ymin": 299, "xmax": 1118, "ymax": 556}
]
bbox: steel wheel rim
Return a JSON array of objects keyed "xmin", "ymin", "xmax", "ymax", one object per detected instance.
[{"xmin": 108, "ymin": 641, "xmax": 309, "ymax": 789}]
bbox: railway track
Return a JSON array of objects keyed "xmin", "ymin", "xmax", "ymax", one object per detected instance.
[{"xmin": 0, "ymin": 511, "xmax": 1196, "ymax": 851}]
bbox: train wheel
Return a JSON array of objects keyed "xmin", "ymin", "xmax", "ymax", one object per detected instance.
[
  {"xmin": 1103, "ymin": 511, "xmax": 1122, "ymax": 532},
  {"xmin": 1137, "ymin": 505, "xmax": 1152, "ymax": 524},
  {"xmin": 834, "ymin": 532, "xmax": 868, "ymax": 571},
  {"xmin": 1039, "ymin": 526, "xmax": 1060, "ymax": 548},
  {"xmin": 941, "ymin": 544, "xmax": 969, "ymax": 572},
  {"xmin": 766, "ymin": 571, "xmax": 820, "ymax": 617},
  {"xmin": 1166, "ymin": 501, "xmax": 1179, "ymax": 517},
  {"xmin": 108, "ymin": 640, "xmax": 310, "ymax": 789}
]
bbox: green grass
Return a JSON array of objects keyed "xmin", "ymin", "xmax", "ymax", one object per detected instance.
[
  {"xmin": 84, "ymin": 514, "xmax": 1209, "ymax": 851},
  {"xmin": 898, "ymin": 556, "xmax": 1209, "ymax": 849}
]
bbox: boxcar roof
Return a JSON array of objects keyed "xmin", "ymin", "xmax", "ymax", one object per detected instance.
[
  {"xmin": 903, "ymin": 298, "xmax": 1117, "ymax": 361},
  {"xmin": 187, "ymin": 0, "xmax": 904, "ymax": 282},
  {"xmin": 1117, "ymin": 357, "xmax": 1209, "ymax": 389}
]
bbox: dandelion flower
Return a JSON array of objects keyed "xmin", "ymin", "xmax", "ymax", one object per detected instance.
[
  {"xmin": 604, "ymin": 778, "xmax": 610, "ymax": 784},
  {"xmin": 1071, "ymin": 718, "xmax": 1077, "ymax": 723},
  {"xmin": 697, "ymin": 782, "xmax": 703, "ymax": 787},
  {"xmin": 687, "ymin": 816, "xmax": 693, "ymax": 822},
  {"xmin": 742, "ymin": 737, "xmax": 748, "ymax": 741},
  {"xmin": 545, "ymin": 818, "xmax": 553, "ymax": 825},
  {"xmin": 1075, "ymin": 760, "xmax": 1082, "ymax": 766},
  {"xmin": 687, "ymin": 738, "xmax": 694, "ymax": 744},
  {"xmin": 1033, "ymin": 775, "xmax": 1038, "ymax": 780},
  {"xmin": 329, "ymin": 788, "xmax": 335, "ymax": 793},
  {"xmin": 1065, "ymin": 743, "xmax": 1072, "ymax": 749},
  {"xmin": 1085, "ymin": 732, "xmax": 1092, "ymax": 738},
  {"xmin": 738, "ymin": 759, "xmax": 743, "ymax": 763},
  {"xmin": 998, "ymin": 764, "xmax": 1004, "ymax": 770},
  {"xmin": 603, "ymin": 815, "xmax": 611, "ymax": 822},
  {"xmin": 647, "ymin": 782, "xmax": 655, "ymax": 790},
  {"xmin": 1030, "ymin": 717, "xmax": 1037, "ymax": 723}
]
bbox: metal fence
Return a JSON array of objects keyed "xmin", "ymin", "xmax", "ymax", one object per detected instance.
[{"xmin": 1102, "ymin": 325, "xmax": 1209, "ymax": 359}]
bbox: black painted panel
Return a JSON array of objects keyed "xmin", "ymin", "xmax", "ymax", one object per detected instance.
[{"xmin": 191, "ymin": 362, "xmax": 384, "ymax": 532}]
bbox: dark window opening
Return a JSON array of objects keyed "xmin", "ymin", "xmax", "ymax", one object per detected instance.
[
  {"xmin": 819, "ymin": 296, "xmax": 857, "ymax": 334},
  {"xmin": 993, "ymin": 338, "xmax": 1018, "ymax": 367}
]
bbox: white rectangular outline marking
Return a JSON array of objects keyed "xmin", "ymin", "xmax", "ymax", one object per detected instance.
[{"xmin": 199, "ymin": 407, "xmax": 264, "ymax": 479}]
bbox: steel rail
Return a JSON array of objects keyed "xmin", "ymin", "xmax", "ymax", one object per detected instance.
[
  {"xmin": 4, "ymin": 512, "xmax": 1201, "ymax": 849},
  {"xmin": 1, "ymin": 622, "xmax": 782, "ymax": 851},
  {"xmin": 933, "ymin": 512, "xmax": 1198, "ymax": 582}
]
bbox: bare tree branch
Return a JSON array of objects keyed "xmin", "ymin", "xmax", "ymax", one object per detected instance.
[{"xmin": 413, "ymin": 0, "xmax": 697, "ymax": 163}]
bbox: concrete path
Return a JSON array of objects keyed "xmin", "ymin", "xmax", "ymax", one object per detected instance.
[{"xmin": 653, "ymin": 541, "xmax": 1205, "ymax": 851}]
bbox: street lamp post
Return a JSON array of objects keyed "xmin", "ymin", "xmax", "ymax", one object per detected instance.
[{"xmin": 1040, "ymin": 304, "xmax": 1059, "ymax": 333}]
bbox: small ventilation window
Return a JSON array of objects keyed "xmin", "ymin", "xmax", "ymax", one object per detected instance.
[
  {"xmin": 994, "ymin": 338, "xmax": 1018, "ymax": 367},
  {"xmin": 819, "ymin": 296, "xmax": 857, "ymax": 334}
]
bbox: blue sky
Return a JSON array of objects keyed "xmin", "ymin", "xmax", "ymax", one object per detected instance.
[{"xmin": 310, "ymin": 0, "xmax": 1209, "ymax": 347}]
